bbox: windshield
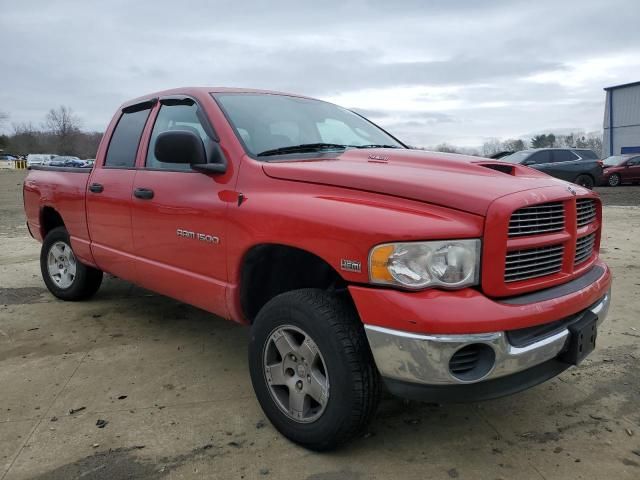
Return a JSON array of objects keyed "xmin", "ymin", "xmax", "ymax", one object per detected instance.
[
  {"xmin": 501, "ymin": 151, "xmax": 532, "ymax": 164},
  {"xmin": 603, "ymin": 155, "xmax": 624, "ymax": 166},
  {"xmin": 214, "ymin": 93, "xmax": 404, "ymax": 157}
]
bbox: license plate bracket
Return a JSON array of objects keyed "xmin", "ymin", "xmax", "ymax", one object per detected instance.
[{"xmin": 559, "ymin": 311, "xmax": 598, "ymax": 365}]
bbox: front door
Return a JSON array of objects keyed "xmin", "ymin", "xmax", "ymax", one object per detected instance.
[
  {"xmin": 86, "ymin": 104, "xmax": 153, "ymax": 280},
  {"xmin": 130, "ymin": 97, "xmax": 234, "ymax": 317}
]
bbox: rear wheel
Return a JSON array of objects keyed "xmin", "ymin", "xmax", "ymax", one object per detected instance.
[
  {"xmin": 574, "ymin": 174, "xmax": 595, "ymax": 189},
  {"xmin": 608, "ymin": 173, "xmax": 621, "ymax": 187},
  {"xmin": 40, "ymin": 227, "xmax": 103, "ymax": 300},
  {"xmin": 248, "ymin": 289, "xmax": 379, "ymax": 450}
]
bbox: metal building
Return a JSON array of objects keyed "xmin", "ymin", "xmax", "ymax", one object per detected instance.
[{"xmin": 603, "ymin": 81, "xmax": 640, "ymax": 157}]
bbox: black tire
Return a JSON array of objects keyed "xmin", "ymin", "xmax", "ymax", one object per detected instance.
[
  {"xmin": 40, "ymin": 227, "xmax": 103, "ymax": 301},
  {"xmin": 574, "ymin": 174, "xmax": 595, "ymax": 189},
  {"xmin": 249, "ymin": 289, "xmax": 379, "ymax": 450},
  {"xmin": 608, "ymin": 173, "xmax": 621, "ymax": 187}
]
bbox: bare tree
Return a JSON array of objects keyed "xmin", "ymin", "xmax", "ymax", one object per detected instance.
[
  {"xmin": 502, "ymin": 138, "xmax": 525, "ymax": 152},
  {"xmin": 481, "ymin": 138, "xmax": 503, "ymax": 157},
  {"xmin": 0, "ymin": 111, "xmax": 8, "ymax": 129},
  {"xmin": 11, "ymin": 122, "xmax": 42, "ymax": 154},
  {"xmin": 45, "ymin": 106, "xmax": 82, "ymax": 155},
  {"xmin": 433, "ymin": 143, "xmax": 461, "ymax": 154}
]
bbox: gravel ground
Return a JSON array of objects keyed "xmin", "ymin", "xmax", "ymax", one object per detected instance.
[
  {"xmin": 0, "ymin": 169, "xmax": 639, "ymax": 480},
  {"xmin": 594, "ymin": 186, "xmax": 640, "ymax": 207}
]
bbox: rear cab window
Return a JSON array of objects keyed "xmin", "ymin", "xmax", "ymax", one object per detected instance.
[{"xmin": 104, "ymin": 108, "xmax": 151, "ymax": 168}]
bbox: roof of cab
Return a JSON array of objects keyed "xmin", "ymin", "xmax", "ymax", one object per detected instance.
[{"xmin": 120, "ymin": 87, "xmax": 311, "ymax": 111}]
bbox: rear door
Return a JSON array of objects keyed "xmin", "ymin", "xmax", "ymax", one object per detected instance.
[
  {"xmin": 129, "ymin": 96, "xmax": 234, "ymax": 317},
  {"xmin": 86, "ymin": 102, "xmax": 153, "ymax": 280}
]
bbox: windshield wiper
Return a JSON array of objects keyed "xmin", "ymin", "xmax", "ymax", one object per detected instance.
[
  {"xmin": 257, "ymin": 143, "xmax": 348, "ymax": 157},
  {"xmin": 353, "ymin": 144, "xmax": 402, "ymax": 149}
]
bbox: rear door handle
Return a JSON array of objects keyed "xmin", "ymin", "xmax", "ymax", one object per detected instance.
[
  {"xmin": 134, "ymin": 188, "xmax": 154, "ymax": 200},
  {"xmin": 89, "ymin": 183, "xmax": 104, "ymax": 193}
]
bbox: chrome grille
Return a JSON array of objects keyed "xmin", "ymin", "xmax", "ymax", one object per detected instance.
[
  {"xmin": 508, "ymin": 202, "xmax": 565, "ymax": 237},
  {"xmin": 575, "ymin": 233, "xmax": 596, "ymax": 265},
  {"xmin": 505, "ymin": 244, "xmax": 564, "ymax": 282},
  {"xmin": 576, "ymin": 199, "xmax": 596, "ymax": 227}
]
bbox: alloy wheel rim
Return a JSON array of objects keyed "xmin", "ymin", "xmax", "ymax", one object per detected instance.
[
  {"xmin": 609, "ymin": 175, "xmax": 619, "ymax": 186},
  {"xmin": 263, "ymin": 325, "xmax": 329, "ymax": 423},
  {"xmin": 47, "ymin": 241, "xmax": 77, "ymax": 289}
]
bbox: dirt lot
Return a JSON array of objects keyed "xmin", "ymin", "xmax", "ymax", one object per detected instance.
[{"xmin": 0, "ymin": 169, "xmax": 639, "ymax": 480}]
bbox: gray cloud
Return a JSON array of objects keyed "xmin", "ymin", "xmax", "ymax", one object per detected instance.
[{"xmin": 1, "ymin": 0, "xmax": 638, "ymax": 147}]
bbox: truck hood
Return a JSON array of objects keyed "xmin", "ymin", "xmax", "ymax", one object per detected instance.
[{"xmin": 262, "ymin": 149, "xmax": 564, "ymax": 216}]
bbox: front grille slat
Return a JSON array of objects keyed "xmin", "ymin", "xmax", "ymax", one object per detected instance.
[
  {"xmin": 508, "ymin": 202, "xmax": 564, "ymax": 237},
  {"xmin": 504, "ymin": 244, "xmax": 564, "ymax": 282},
  {"xmin": 506, "ymin": 249, "xmax": 563, "ymax": 262},
  {"xmin": 505, "ymin": 263, "xmax": 563, "ymax": 280},
  {"xmin": 505, "ymin": 257, "xmax": 564, "ymax": 272},
  {"xmin": 574, "ymin": 233, "xmax": 596, "ymax": 265},
  {"xmin": 576, "ymin": 199, "xmax": 596, "ymax": 227}
]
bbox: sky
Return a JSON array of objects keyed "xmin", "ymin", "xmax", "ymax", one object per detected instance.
[{"xmin": 1, "ymin": 0, "xmax": 639, "ymax": 148}]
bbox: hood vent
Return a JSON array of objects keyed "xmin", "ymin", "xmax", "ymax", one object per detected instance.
[{"xmin": 477, "ymin": 163, "xmax": 515, "ymax": 175}]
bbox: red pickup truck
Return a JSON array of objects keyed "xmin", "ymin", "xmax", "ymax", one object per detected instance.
[{"xmin": 23, "ymin": 87, "xmax": 612, "ymax": 450}]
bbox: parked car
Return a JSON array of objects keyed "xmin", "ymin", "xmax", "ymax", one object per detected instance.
[
  {"xmin": 48, "ymin": 156, "xmax": 83, "ymax": 167},
  {"xmin": 602, "ymin": 154, "xmax": 640, "ymax": 186},
  {"xmin": 501, "ymin": 148, "xmax": 602, "ymax": 189},
  {"xmin": 0, "ymin": 154, "xmax": 18, "ymax": 161},
  {"xmin": 23, "ymin": 87, "xmax": 612, "ymax": 450},
  {"xmin": 27, "ymin": 154, "xmax": 57, "ymax": 166}
]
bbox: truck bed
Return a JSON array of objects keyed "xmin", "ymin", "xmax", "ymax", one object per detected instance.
[{"xmin": 23, "ymin": 167, "xmax": 93, "ymax": 263}]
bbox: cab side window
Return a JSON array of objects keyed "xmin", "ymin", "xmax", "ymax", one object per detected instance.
[
  {"xmin": 146, "ymin": 103, "xmax": 212, "ymax": 170},
  {"xmin": 104, "ymin": 108, "xmax": 151, "ymax": 168},
  {"xmin": 628, "ymin": 157, "xmax": 640, "ymax": 166}
]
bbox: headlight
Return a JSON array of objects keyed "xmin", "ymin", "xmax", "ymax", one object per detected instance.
[{"xmin": 369, "ymin": 239, "xmax": 481, "ymax": 290}]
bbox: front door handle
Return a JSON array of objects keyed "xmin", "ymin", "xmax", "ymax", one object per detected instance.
[
  {"xmin": 134, "ymin": 188, "xmax": 154, "ymax": 200},
  {"xmin": 89, "ymin": 183, "xmax": 104, "ymax": 193}
]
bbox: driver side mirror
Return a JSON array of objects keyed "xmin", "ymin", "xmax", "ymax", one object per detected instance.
[
  {"xmin": 522, "ymin": 159, "xmax": 535, "ymax": 166},
  {"xmin": 154, "ymin": 130, "xmax": 227, "ymax": 173}
]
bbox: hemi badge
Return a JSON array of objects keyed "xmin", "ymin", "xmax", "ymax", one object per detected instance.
[{"xmin": 341, "ymin": 259, "xmax": 361, "ymax": 273}]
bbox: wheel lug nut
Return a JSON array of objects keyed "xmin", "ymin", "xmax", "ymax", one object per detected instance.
[
  {"xmin": 296, "ymin": 380, "xmax": 303, "ymax": 390},
  {"xmin": 290, "ymin": 355, "xmax": 297, "ymax": 362}
]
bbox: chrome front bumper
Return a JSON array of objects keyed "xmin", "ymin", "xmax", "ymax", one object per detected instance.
[{"xmin": 364, "ymin": 291, "xmax": 610, "ymax": 386}]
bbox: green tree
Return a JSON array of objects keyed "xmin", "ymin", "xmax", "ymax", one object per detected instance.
[{"xmin": 531, "ymin": 134, "xmax": 546, "ymax": 148}]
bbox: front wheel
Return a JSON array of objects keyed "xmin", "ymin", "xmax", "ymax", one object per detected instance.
[
  {"xmin": 248, "ymin": 289, "xmax": 379, "ymax": 450},
  {"xmin": 608, "ymin": 173, "xmax": 621, "ymax": 187},
  {"xmin": 40, "ymin": 227, "xmax": 103, "ymax": 301},
  {"xmin": 574, "ymin": 174, "xmax": 595, "ymax": 189}
]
